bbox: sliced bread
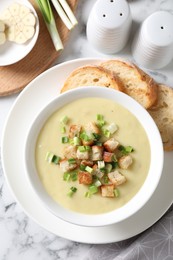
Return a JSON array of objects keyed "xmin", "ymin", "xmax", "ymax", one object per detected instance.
[
  {"xmin": 100, "ymin": 59, "xmax": 158, "ymax": 109},
  {"xmin": 148, "ymin": 84, "xmax": 173, "ymax": 151},
  {"xmin": 60, "ymin": 65, "xmax": 124, "ymax": 93}
]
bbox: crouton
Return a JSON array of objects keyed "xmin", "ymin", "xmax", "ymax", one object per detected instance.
[
  {"xmin": 82, "ymin": 122, "xmax": 100, "ymax": 145},
  {"xmin": 91, "ymin": 145, "xmax": 103, "ymax": 161},
  {"xmin": 103, "ymin": 151, "xmax": 114, "ymax": 162},
  {"xmin": 81, "ymin": 160, "xmax": 94, "ymax": 167},
  {"xmin": 59, "ymin": 159, "xmax": 77, "ymax": 172},
  {"xmin": 77, "ymin": 148, "xmax": 90, "ymax": 160},
  {"xmin": 108, "ymin": 170, "xmax": 126, "ymax": 186},
  {"xmin": 64, "ymin": 145, "xmax": 77, "ymax": 159},
  {"xmin": 101, "ymin": 184, "xmax": 115, "ymax": 197},
  {"xmin": 78, "ymin": 171, "xmax": 93, "ymax": 185},
  {"xmin": 69, "ymin": 125, "xmax": 81, "ymax": 138},
  {"xmin": 104, "ymin": 138, "xmax": 119, "ymax": 152},
  {"xmin": 118, "ymin": 155, "xmax": 133, "ymax": 169}
]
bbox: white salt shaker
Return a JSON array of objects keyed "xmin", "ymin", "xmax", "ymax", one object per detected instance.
[
  {"xmin": 86, "ymin": 0, "xmax": 132, "ymax": 54},
  {"xmin": 132, "ymin": 11, "xmax": 173, "ymax": 70}
]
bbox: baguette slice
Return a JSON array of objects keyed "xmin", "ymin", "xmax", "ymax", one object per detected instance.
[
  {"xmin": 100, "ymin": 59, "xmax": 158, "ymax": 109},
  {"xmin": 148, "ymin": 84, "xmax": 173, "ymax": 151},
  {"xmin": 60, "ymin": 65, "xmax": 124, "ymax": 93}
]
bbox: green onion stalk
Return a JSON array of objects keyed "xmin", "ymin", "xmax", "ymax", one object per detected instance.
[{"xmin": 36, "ymin": 0, "xmax": 63, "ymax": 51}]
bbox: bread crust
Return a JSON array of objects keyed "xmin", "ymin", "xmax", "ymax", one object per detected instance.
[
  {"xmin": 148, "ymin": 84, "xmax": 173, "ymax": 151},
  {"xmin": 100, "ymin": 59, "xmax": 158, "ymax": 109},
  {"xmin": 60, "ymin": 65, "xmax": 125, "ymax": 93}
]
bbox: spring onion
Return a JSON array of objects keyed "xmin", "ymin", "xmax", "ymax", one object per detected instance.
[
  {"xmin": 36, "ymin": 0, "xmax": 63, "ymax": 51},
  {"xmin": 85, "ymin": 191, "xmax": 91, "ymax": 198},
  {"xmin": 98, "ymin": 161, "xmax": 105, "ymax": 169},
  {"xmin": 60, "ymin": 115, "xmax": 69, "ymax": 125},
  {"xmin": 97, "ymin": 114, "xmax": 105, "ymax": 127},
  {"xmin": 118, "ymin": 145, "xmax": 134, "ymax": 155},
  {"xmin": 114, "ymin": 188, "xmax": 120, "ymax": 198},
  {"xmin": 102, "ymin": 129, "xmax": 111, "ymax": 138},
  {"xmin": 73, "ymin": 137, "xmax": 81, "ymax": 146},
  {"xmin": 67, "ymin": 186, "xmax": 77, "ymax": 197},
  {"xmin": 80, "ymin": 164, "xmax": 86, "ymax": 171},
  {"xmin": 51, "ymin": 0, "xmax": 73, "ymax": 30},
  {"xmin": 94, "ymin": 180, "xmax": 102, "ymax": 187},
  {"xmin": 60, "ymin": 125, "xmax": 66, "ymax": 134},
  {"xmin": 71, "ymin": 171, "xmax": 77, "ymax": 181},
  {"xmin": 63, "ymin": 172, "xmax": 71, "ymax": 181},
  {"xmin": 88, "ymin": 185, "xmax": 98, "ymax": 194},
  {"xmin": 106, "ymin": 123, "xmax": 118, "ymax": 134},
  {"xmin": 62, "ymin": 136, "xmax": 69, "ymax": 143},
  {"xmin": 105, "ymin": 163, "xmax": 112, "ymax": 173},
  {"xmin": 68, "ymin": 158, "xmax": 76, "ymax": 164},
  {"xmin": 85, "ymin": 166, "xmax": 93, "ymax": 174},
  {"xmin": 80, "ymin": 132, "xmax": 90, "ymax": 141},
  {"xmin": 45, "ymin": 152, "xmax": 61, "ymax": 164},
  {"xmin": 58, "ymin": 0, "xmax": 78, "ymax": 26}
]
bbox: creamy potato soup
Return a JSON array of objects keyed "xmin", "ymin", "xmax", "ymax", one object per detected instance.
[{"xmin": 35, "ymin": 97, "xmax": 150, "ymax": 214}]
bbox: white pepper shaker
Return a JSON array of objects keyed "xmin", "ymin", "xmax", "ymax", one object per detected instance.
[
  {"xmin": 132, "ymin": 11, "xmax": 173, "ymax": 70},
  {"xmin": 86, "ymin": 0, "xmax": 132, "ymax": 54}
]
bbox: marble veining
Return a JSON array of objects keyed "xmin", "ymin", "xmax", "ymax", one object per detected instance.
[{"xmin": 0, "ymin": 0, "xmax": 173, "ymax": 259}]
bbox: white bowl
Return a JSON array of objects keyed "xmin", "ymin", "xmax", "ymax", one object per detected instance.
[
  {"xmin": 24, "ymin": 87, "xmax": 164, "ymax": 227},
  {"xmin": 0, "ymin": 0, "xmax": 39, "ymax": 66}
]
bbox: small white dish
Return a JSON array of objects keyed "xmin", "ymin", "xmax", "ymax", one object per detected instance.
[
  {"xmin": 24, "ymin": 86, "xmax": 163, "ymax": 227},
  {"xmin": 0, "ymin": 0, "xmax": 39, "ymax": 66},
  {"xmin": 1, "ymin": 58, "xmax": 172, "ymax": 243}
]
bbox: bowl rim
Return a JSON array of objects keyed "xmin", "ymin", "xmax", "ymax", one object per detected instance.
[{"xmin": 24, "ymin": 86, "xmax": 164, "ymax": 227}]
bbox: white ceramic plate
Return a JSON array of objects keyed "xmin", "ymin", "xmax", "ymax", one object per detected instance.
[
  {"xmin": 1, "ymin": 58, "xmax": 173, "ymax": 244},
  {"xmin": 0, "ymin": 0, "xmax": 39, "ymax": 66}
]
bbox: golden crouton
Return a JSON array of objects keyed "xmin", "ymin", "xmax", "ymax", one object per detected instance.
[
  {"xmin": 104, "ymin": 138, "xmax": 119, "ymax": 152},
  {"xmin": 59, "ymin": 159, "xmax": 77, "ymax": 172},
  {"xmin": 81, "ymin": 160, "xmax": 94, "ymax": 167},
  {"xmin": 103, "ymin": 151, "xmax": 114, "ymax": 162},
  {"xmin": 82, "ymin": 122, "xmax": 100, "ymax": 145},
  {"xmin": 78, "ymin": 171, "xmax": 92, "ymax": 185},
  {"xmin": 91, "ymin": 146, "xmax": 103, "ymax": 161},
  {"xmin": 69, "ymin": 125, "xmax": 81, "ymax": 138},
  {"xmin": 108, "ymin": 170, "xmax": 126, "ymax": 186},
  {"xmin": 101, "ymin": 184, "xmax": 115, "ymax": 197},
  {"xmin": 118, "ymin": 155, "xmax": 133, "ymax": 169},
  {"xmin": 77, "ymin": 148, "xmax": 90, "ymax": 160},
  {"xmin": 64, "ymin": 145, "xmax": 77, "ymax": 159}
]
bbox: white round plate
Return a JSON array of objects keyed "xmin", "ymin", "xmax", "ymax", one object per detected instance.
[
  {"xmin": 1, "ymin": 58, "xmax": 173, "ymax": 244},
  {"xmin": 0, "ymin": 0, "xmax": 39, "ymax": 66}
]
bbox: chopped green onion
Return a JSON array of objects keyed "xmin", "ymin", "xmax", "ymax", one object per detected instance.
[
  {"xmin": 85, "ymin": 166, "xmax": 93, "ymax": 174},
  {"xmin": 52, "ymin": 155, "xmax": 61, "ymax": 164},
  {"xmin": 118, "ymin": 145, "xmax": 134, "ymax": 155},
  {"xmin": 60, "ymin": 115, "xmax": 69, "ymax": 125},
  {"xmin": 114, "ymin": 188, "xmax": 120, "ymax": 198},
  {"xmin": 88, "ymin": 185, "xmax": 98, "ymax": 194},
  {"xmin": 73, "ymin": 137, "xmax": 81, "ymax": 146},
  {"xmin": 92, "ymin": 133, "xmax": 101, "ymax": 141},
  {"xmin": 112, "ymin": 154, "xmax": 117, "ymax": 162},
  {"xmin": 67, "ymin": 186, "xmax": 77, "ymax": 197},
  {"xmin": 80, "ymin": 164, "xmax": 86, "ymax": 171},
  {"xmin": 106, "ymin": 123, "xmax": 118, "ymax": 134},
  {"xmin": 62, "ymin": 136, "xmax": 69, "ymax": 143},
  {"xmin": 71, "ymin": 171, "xmax": 78, "ymax": 181},
  {"xmin": 111, "ymin": 161, "xmax": 118, "ymax": 169},
  {"xmin": 60, "ymin": 125, "xmax": 66, "ymax": 134},
  {"xmin": 94, "ymin": 180, "xmax": 102, "ymax": 187},
  {"xmin": 97, "ymin": 114, "xmax": 104, "ymax": 121},
  {"xmin": 102, "ymin": 129, "xmax": 111, "ymax": 138},
  {"xmin": 98, "ymin": 161, "xmax": 105, "ymax": 169},
  {"xmin": 105, "ymin": 163, "xmax": 112, "ymax": 173},
  {"xmin": 80, "ymin": 132, "xmax": 90, "ymax": 141},
  {"xmin": 36, "ymin": 0, "xmax": 63, "ymax": 51},
  {"xmin": 85, "ymin": 191, "xmax": 91, "ymax": 198},
  {"xmin": 103, "ymin": 175, "xmax": 109, "ymax": 184},
  {"xmin": 63, "ymin": 172, "xmax": 71, "ymax": 181},
  {"xmin": 78, "ymin": 146, "xmax": 91, "ymax": 152},
  {"xmin": 45, "ymin": 152, "xmax": 60, "ymax": 164},
  {"xmin": 68, "ymin": 158, "xmax": 76, "ymax": 164},
  {"xmin": 45, "ymin": 152, "xmax": 54, "ymax": 163}
]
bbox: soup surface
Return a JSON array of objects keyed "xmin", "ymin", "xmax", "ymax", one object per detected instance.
[{"xmin": 35, "ymin": 97, "xmax": 150, "ymax": 214}]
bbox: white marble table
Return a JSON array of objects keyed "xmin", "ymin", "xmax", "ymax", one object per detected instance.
[{"xmin": 0, "ymin": 0, "xmax": 173, "ymax": 259}]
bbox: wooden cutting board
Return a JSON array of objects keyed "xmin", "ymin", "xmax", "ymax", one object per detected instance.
[{"xmin": 0, "ymin": 0, "xmax": 78, "ymax": 96}]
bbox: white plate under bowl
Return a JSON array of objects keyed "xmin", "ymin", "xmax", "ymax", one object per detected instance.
[
  {"xmin": 1, "ymin": 58, "xmax": 173, "ymax": 244},
  {"xmin": 0, "ymin": 0, "xmax": 39, "ymax": 66}
]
